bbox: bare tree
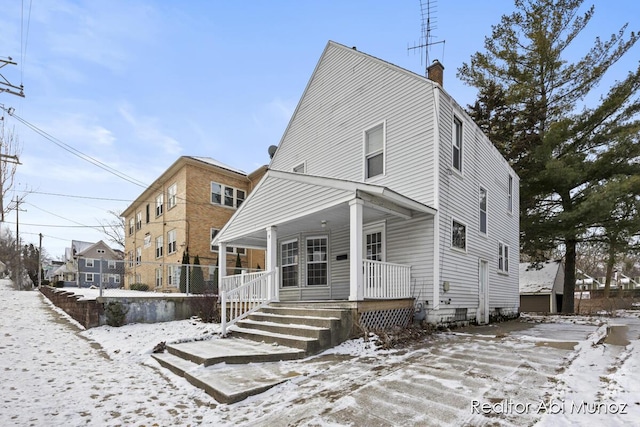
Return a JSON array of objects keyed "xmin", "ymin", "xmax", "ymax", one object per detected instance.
[
  {"xmin": 0, "ymin": 119, "xmax": 23, "ymax": 222},
  {"xmin": 98, "ymin": 209, "xmax": 125, "ymax": 249}
]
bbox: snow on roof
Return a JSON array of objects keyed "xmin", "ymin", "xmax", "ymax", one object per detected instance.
[
  {"xmin": 519, "ymin": 260, "xmax": 562, "ymax": 294},
  {"xmin": 188, "ymin": 156, "xmax": 247, "ymax": 176}
]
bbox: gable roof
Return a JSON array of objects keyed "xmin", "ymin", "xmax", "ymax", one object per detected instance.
[
  {"xmin": 519, "ymin": 260, "xmax": 564, "ymax": 295},
  {"xmin": 75, "ymin": 240, "xmax": 119, "ymax": 259}
]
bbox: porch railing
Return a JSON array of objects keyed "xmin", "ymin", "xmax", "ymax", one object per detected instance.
[
  {"xmin": 363, "ymin": 260, "xmax": 411, "ymax": 299},
  {"xmin": 220, "ymin": 270, "xmax": 277, "ymax": 336},
  {"xmin": 220, "ymin": 271, "xmax": 266, "ymax": 294}
]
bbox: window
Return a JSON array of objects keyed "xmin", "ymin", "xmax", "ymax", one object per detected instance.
[
  {"xmin": 211, "ymin": 182, "xmax": 245, "ymax": 208},
  {"xmin": 136, "ymin": 247, "xmax": 142, "ymax": 265},
  {"xmin": 453, "ymin": 116, "xmax": 463, "ymax": 172},
  {"xmin": 85, "ymin": 273, "xmax": 94, "ymax": 282},
  {"xmin": 129, "ymin": 218, "xmax": 134, "ymax": 236},
  {"xmin": 155, "ymin": 194, "xmax": 164, "ymax": 216},
  {"xmin": 155, "ymin": 236, "xmax": 163, "ymax": 258},
  {"xmin": 167, "ymin": 230, "xmax": 177, "ymax": 254},
  {"xmin": 306, "ymin": 237, "xmax": 328, "ymax": 286},
  {"xmin": 508, "ymin": 175, "xmax": 513, "ymax": 213},
  {"xmin": 452, "ymin": 220, "xmax": 466, "ymax": 251},
  {"xmin": 145, "ymin": 204, "xmax": 150, "ymax": 223},
  {"xmin": 168, "ymin": 266, "xmax": 178, "ymax": 287},
  {"xmin": 167, "ymin": 183, "xmax": 177, "ymax": 210},
  {"xmin": 155, "ymin": 268, "xmax": 163, "ymax": 288},
  {"xmin": 365, "ymin": 123, "xmax": 384, "ymax": 179},
  {"xmin": 144, "ymin": 233, "xmax": 151, "ymax": 248},
  {"xmin": 210, "ymin": 228, "xmax": 219, "ymax": 252},
  {"xmin": 498, "ymin": 242, "xmax": 509, "ymax": 273},
  {"xmin": 365, "ymin": 231, "xmax": 383, "ymax": 261},
  {"xmin": 108, "ymin": 260, "xmax": 116, "ymax": 269},
  {"xmin": 236, "ymin": 190, "xmax": 245, "ymax": 208},
  {"xmin": 127, "ymin": 251, "xmax": 134, "ymax": 268},
  {"xmin": 85, "ymin": 258, "xmax": 94, "ymax": 268},
  {"xmin": 136, "ymin": 212, "xmax": 142, "ymax": 230},
  {"xmin": 479, "ymin": 187, "xmax": 487, "ymax": 235},
  {"xmin": 281, "ymin": 239, "xmax": 299, "ymax": 287},
  {"xmin": 114, "ymin": 275, "xmax": 120, "ymax": 284},
  {"xmin": 97, "ymin": 249, "xmax": 105, "ymax": 254},
  {"xmin": 293, "ymin": 163, "xmax": 305, "ymax": 173}
]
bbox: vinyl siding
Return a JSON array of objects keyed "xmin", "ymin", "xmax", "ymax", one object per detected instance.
[
  {"xmin": 436, "ymin": 91, "xmax": 520, "ymax": 315},
  {"xmin": 271, "ymin": 42, "xmax": 438, "ymax": 207}
]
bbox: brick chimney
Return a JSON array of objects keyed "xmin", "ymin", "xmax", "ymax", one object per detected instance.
[{"xmin": 427, "ymin": 59, "xmax": 444, "ymax": 87}]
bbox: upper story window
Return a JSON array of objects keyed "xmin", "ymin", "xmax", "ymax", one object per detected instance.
[
  {"xmin": 136, "ymin": 212, "xmax": 142, "ymax": 230},
  {"xmin": 364, "ymin": 122, "xmax": 385, "ymax": 179},
  {"xmin": 108, "ymin": 260, "xmax": 116, "ymax": 269},
  {"xmin": 155, "ymin": 236, "xmax": 163, "ymax": 258},
  {"xmin": 479, "ymin": 187, "xmax": 487, "ymax": 235},
  {"xmin": 136, "ymin": 247, "xmax": 142, "ymax": 265},
  {"xmin": 85, "ymin": 258, "xmax": 94, "ymax": 268},
  {"xmin": 293, "ymin": 162, "xmax": 306, "ymax": 173},
  {"xmin": 167, "ymin": 229, "xmax": 177, "ymax": 254},
  {"xmin": 211, "ymin": 182, "xmax": 244, "ymax": 208},
  {"xmin": 128, "ymin": 218, "xmax": 134, "ymax": 236},
  {"xmin": 145, "ymin": 204, "xmax": 150, "ymax": 223},
  {"xmin": 167, "ymin": 183, "xmax": 177, "ymax": 210},
  {"xmin": 155, "ymin": 194, "xmax": 164, "ymax": 217},
  {"xmin": 453, "ymin": 116, "xmax": 463, "ymax": 173},
  {"xmin": 210, "ymin": 228, "xmax": 219, "ymax": 252},
  {"xmin": 452, "ymin": 219, "xmax": 466, "ymax": 251},
  {"xmin": 143, "ymin": 233, "xmax": 151, "ymax": 248},
  {"xmin": 508, "ymin": 174, "xmax": 513, "ymax": 213}
]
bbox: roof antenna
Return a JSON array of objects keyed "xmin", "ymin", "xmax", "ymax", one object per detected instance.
[{"xmin": 407, "ymin": 0, "xmax": 446, "ymax": 77}]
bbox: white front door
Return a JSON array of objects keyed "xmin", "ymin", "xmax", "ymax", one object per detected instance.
[{"xmin": 478, "ymin": 260, "xmax": 489, "ymax": 324}]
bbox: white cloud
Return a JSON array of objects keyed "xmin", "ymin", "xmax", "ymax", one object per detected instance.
[{"xmin": 118, "ymin": 104, "xmax": 182, "ymax": 156}]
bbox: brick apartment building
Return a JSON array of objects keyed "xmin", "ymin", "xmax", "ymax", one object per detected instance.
[{"xmin": 122, "ymin": 156, "xmax": 266, "ymax": 291}]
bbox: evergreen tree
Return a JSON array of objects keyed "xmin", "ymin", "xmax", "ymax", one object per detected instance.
[
  {"xmin": 179, "ymin": 249, "xmax": 189, "ymax": 293},
  {"xmin": 458, "ymin": 0, "xmax": 640, "ymax": 312},
  {"xmin": 190, "ymin": 255, "xmax": 205, "ymax": 294},
  {"xmin": 212, "ymin": 256, "xmax": 219, "ymax": 294}
]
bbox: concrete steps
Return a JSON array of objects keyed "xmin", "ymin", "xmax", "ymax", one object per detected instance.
[{"xmin": 151, "ymin": 304, "xmax": 352, "ymax": 403}]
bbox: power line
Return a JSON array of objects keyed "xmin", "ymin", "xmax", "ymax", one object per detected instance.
[{"xmin": 3, "ymin": 107, "xmax": 149, "ymax": 188}]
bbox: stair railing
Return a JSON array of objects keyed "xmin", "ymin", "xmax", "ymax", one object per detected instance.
[{"xmin": 220, "ymin": 270, "xmax": 277, "ymax": 336}]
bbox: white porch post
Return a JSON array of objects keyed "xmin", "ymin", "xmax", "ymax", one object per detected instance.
[
  {"xmin": 218, "ymin": 242, "xmax": 227, "ymax": 290},
  {"xmin": 349, "ymin": 199, "xmax": 364, "ymax": 301},
  {"xmin": 266, "ymin": 226, "xmax": 279, "ymax": 301}
]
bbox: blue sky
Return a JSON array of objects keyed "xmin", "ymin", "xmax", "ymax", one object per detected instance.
[{"xmin": 1, "ymin": 0, "xmax": 638, "ymax": 259}]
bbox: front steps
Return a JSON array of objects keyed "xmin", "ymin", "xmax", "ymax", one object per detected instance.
[{"xmin": 151, "ymin": 304, "xmax": 352, "ymax": 403}]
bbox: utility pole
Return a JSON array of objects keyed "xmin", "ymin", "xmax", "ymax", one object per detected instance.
[
  {"xmin": 13, "ymin": 197, "xmax": 25, "ymax": 289},
  {"xmin": 0, "ymin": 58, "xmax": 25, "ymax": 98}
]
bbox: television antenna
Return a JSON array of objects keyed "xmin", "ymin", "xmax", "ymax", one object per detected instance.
[{"xmin": 407, "ymin": 0, "xmax": 446, "ymax": 77}]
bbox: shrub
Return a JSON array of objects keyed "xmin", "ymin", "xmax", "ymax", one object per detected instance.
[
  {"xmin": 189, "ymin": 293, "xmax": 219, "ymax": 323},
  {"xmin": 104, "ymin": 301, "xmax": 129, "ymax": 327},
  {"xmin": 129, "ymin": 283, "xmax": 149, "ymax": 292},
  {"xmin": 54, "ymin": 281, "xmax": 65, "ymax": 288}
]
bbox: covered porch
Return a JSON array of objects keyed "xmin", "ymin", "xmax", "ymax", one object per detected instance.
[{"xmin": 213, "ymin": 171, "xmax": 436, "ymax": 333}]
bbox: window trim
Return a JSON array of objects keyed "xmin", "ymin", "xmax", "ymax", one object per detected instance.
[
  {"xmin": 451, "ymin": 218, "xmax": 467, "ymax": 252},
  {"xmin": 479, "ymin": 186, "xmax": 488, "ymax": 235},
  {"xmin": 280, "ymin": 238, "xmax": 299, "ymax": 288},
  {"xmin": 452, "ymin": 116, "xmax": 463, "ymax": 173},
  {"xmin": 364, "ymin": 221, "xmax": 386, "ymax": 262},
  {"xmin": 155, "ymin": 268, "xmax": 163, "ymax": 288},
  {"xmin": 508, "ymin": 174, "xmax": 514, "ymax": 214},
  {"xmin": 85, "ymin": 258, "xmax": 94, "ymax": 268},
  {"xmin": 167, "ymin": 229, "xmax": 177, "ymax": 254},
  {"xmin": 136, "ymin": 247, "xmax": 142, "ymax": 265},
  {"xmin": 305, "ymin": 235, "xmax": 329, "ymax": 287},
  {"xmin": 167, "ymin": 183, "xmax": 177, "ymax": 210},
  {"xmin": 155, "ymin": 193, "xmax": 164, "ymax": 217},
  {"xmin": 293, "ymin": 162, "xmax": 306, "ymax": 174},
  {"xmin": 128, "ymin": 218, "xmax": 134, "ymax": 236},
  {"xmin": 85, "ymin": 273, "xmax": 94, "ymax": 283},
  {"xmin": 498, "ymin": 242, "xmax": 510, "ymax": 273},
  {"xmin": 108, "ymin": 260, "xmax": 116, "ymax": 269},
  {"xmin": 136, "ymin": 212, "xmax": 142, "ymax": 230},
  {"xmin": 211, "ymin": 182, "xmax": 245, "ymax": 208},
  {"xmin": 363, "ymin": 121, "xmax": 386, "ymax": 180},
  {"xmin": 155, "ymin": 235, "xmax": 164, "ymax": 258},
  {"xmin": 211, "ymin": 228, "xmax": 219, "ymax": 252}
]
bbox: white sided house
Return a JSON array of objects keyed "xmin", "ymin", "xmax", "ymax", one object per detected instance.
[{"xmin": 214, "ymin": 41, "xmax": 519, "ymax": 334}]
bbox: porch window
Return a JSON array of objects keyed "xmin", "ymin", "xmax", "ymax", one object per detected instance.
[
  {"xmin": 306, "ymin": 237, "xmax": 327, "ymax": 286},
  {"xmin": 364, "ymin": 122, "xmax": 385, "ymax": 179},
  {"xmin": 366, "ymin": 231, "xmax": 383, "ymax": 261},
  {"xmin": 281, "ymin": 239, "xmax": 299, "ymax": 287},
  {"xmin": 452, "ymin": 219, "xmax": 466, "ymax": 251}
]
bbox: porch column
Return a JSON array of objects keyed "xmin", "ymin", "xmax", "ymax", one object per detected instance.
[
  {"xmin": 218, "ymin": 242, "xmax": 227, "ymax": 290},
  {"xmin": 266, "ymin": 226, "xmax": 279, "ymax": 301},
  {"xmin": 349, "ymin": 199, "xmax": 364, "ymax": 301}
]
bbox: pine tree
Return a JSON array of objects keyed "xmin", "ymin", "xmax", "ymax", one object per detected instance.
[
  {"xmin": 190, "ymin": 255, "xmax": 205, "ymax": 294},
  {"xmin": 179, "ymin": 249, "xmax": 189, "ymax": 293},
  {"xmin": 458, "ymin": 0, "xmax": 640, "ymax": 312},
  {"xmin": 234, "ymin": 253, "xmax": 242, "ymax": 275}
]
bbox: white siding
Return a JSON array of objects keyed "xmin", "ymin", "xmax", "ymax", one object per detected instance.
[
  {"xmin": 436, "ymin": 91, "xmax": 520, "ymax": 316},
  {"xmin": 271, "ymin": 42, "xmax": 438, "ymax": 207}
]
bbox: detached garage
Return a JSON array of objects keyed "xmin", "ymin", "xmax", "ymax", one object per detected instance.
[{"xmin": 519, "ymin": 260, "xmax": 564, "ymax": 313}]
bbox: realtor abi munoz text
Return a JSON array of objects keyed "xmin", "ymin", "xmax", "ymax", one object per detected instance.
[{"xmin": 472, "ymin": 399, "xmax": 629, "ymax": 415}]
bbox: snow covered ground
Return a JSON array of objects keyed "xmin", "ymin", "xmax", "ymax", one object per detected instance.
[{"xmin": 1, "ymin": 279, "xmax": 639, "ymax": 426}]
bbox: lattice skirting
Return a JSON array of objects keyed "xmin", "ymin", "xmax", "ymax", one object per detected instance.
[{"xmin": 358, "ymin": 307, "xmax": 413, "ymax": 331}]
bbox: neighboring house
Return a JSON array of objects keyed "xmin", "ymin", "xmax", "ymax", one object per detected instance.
[
  {"xmin": 122, "ymin": 156, "xmax": 266, "ymax": 292},
  {"xmin": 519, "ymin": 260, "xmax": 564, "ymax": 313},
  {"xmin": 74, "ymin": 240, "xmax": 125, "ymax": 288},
  {"xmin": 43, "ymin": 260, "xmax": 64, "ymax": 283},
  {"xmin": 214, "ymin": 41, "xmax": 520, "ymax": 325}
]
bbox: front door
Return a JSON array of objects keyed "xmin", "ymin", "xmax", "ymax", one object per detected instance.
[{"xmin": 478, "ymin": 260, "xmax": 489, "ymax": 324}]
